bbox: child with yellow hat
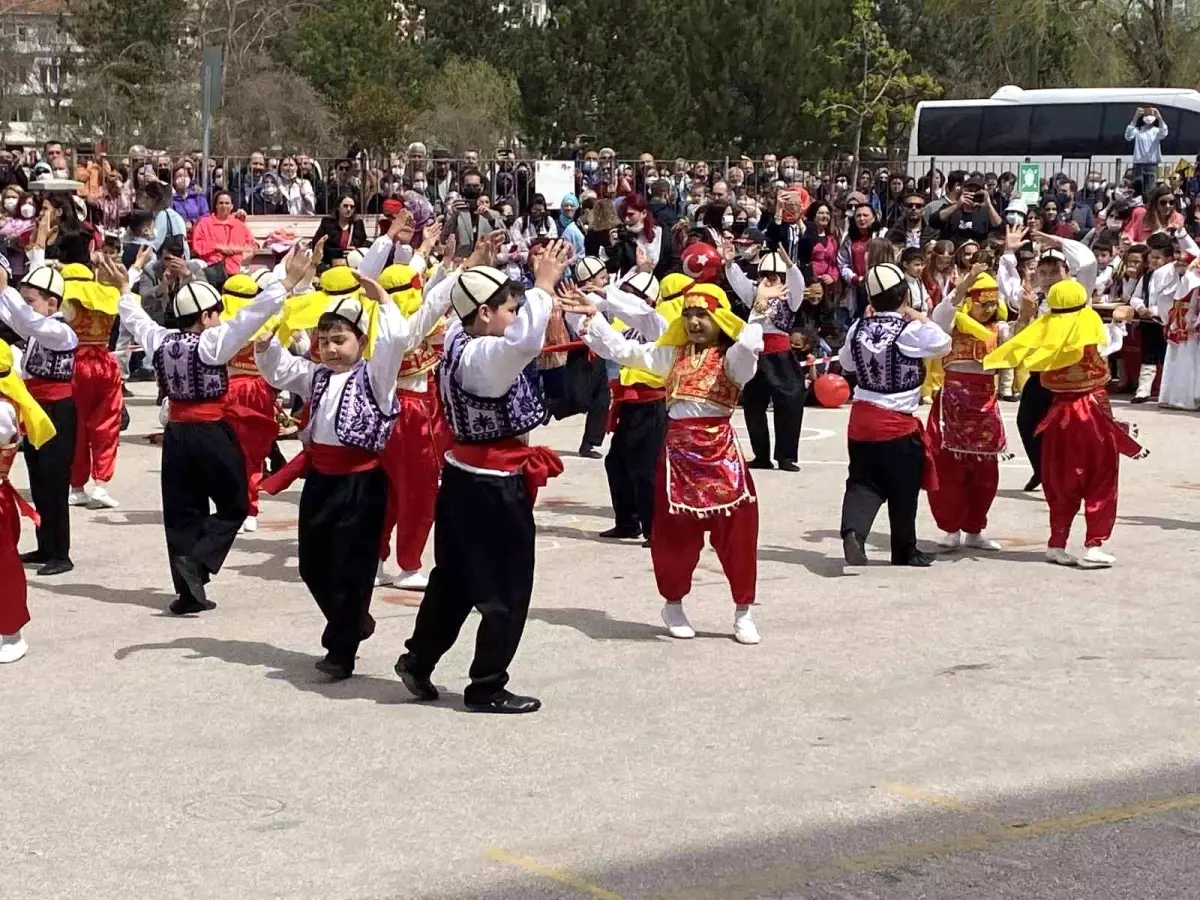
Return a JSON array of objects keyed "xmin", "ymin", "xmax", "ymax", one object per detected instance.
[{"xmin": 560, "ymin": 280, "xmax": 766, "ymax": 645}]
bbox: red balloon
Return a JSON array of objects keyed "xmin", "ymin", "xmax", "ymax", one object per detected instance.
[{"xmin": 813, "ymin": 373, "xmax": 850, "ymax": 408}]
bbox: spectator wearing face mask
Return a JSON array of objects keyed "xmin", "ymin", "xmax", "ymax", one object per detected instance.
[
  {"xmin": 170, "ymin": 165, "xmax": 209, "ymax": 228},
  {"xmin": 0, "ymin": 187, "xmax": 38, "ymax": 279},
  {"xmin": 1126, "ymin": 106, "xmax": 1168, "ymax": 198},
  {"xmin": 881, "ymin": 175, "xmax": 908, "ymax": 231},
  {"xmin": 253, "ymin": 173, "xmax": 289, "ymax": 215},
  {"xmin": 837, "ymin": 197, "xmax": 878, "ymax": 320},
  {"xmin": 449, "ymin": 168, "xmax": 503, "ymax": 257},
  {"xmin": 513, "ymin": 192, "xmax": 559, "ymax": 246},
  {"xmin": 365, "ymin": 172, "xmax": 402, "ymax": 215},
  {"xmin": 557, "ymin": 193, "xmax": 585, "ymax": 257},
  {"xmin": 275, "ymin": 156, "xmax": 315, "ymax": 216},
  {"xmin": 428, "ymin": 148, "xmax": 457, "ymax": 207}
]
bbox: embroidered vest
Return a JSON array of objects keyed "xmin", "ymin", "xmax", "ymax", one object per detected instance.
[
  {"xmin": 849, "ymin": 315, "xmax": 926, "ymax": 394},
  {"xmin": 23, "ymin": 338, "xmax": 75, "ymax": 382},
  {"xmin": 308, "ymin": 361, "xmax": 396, "ymax": 453},
  {"xmin": 753, "ymin": 295, "xmax": 794, "ymax": 333},
  {"xmin": 1041, "ymin": 345, "xmax": 1110, "ymax": 393},
  {"xmin": 0, "ymin": 441, "xmax": 17, "ymax": 481},
  {"xmin": 440, "ymin": 328, "xmax": 550, "ymax": 443},
  {"xmin": 154, "ymin": 331, "xmax": 229, "ymax": 401},
  {"xmin": 945, "ymin": 322, "xmax": 999, "ymax": 366},
  {"xmin": 398, "ymin": 341, "xmax": 440, "ymax": 379},
  {"xmin": 1166, "ymin": 290, "xmax": 1195, "ymax": 344},
  {"xmin": 228, "ymin": 343, "xmax": 259, "ymax": 375},
  {"xmin": 665, "ymin": 345, "xmax": 742, "ymax": 413},
  {"xmin": 64, "ymin": 301, "xmax": 116, "ymax": 346}
]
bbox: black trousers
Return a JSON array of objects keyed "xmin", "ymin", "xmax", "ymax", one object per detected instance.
[
  {"xmin": 23, "ymin": 396, "xmax": 76, "ymax": 561},
  {"xmin": 1016, "ymin": 372, "xmax": 1053, "ymax": 483},
  {"xmin": 1139, "ymin": 320, "xmax": 1166, "ymax": 366},
  {"xmin": 840, "ymin": 432, "xmax": 924, "ymax": 561},
  {"xmin": 160, "ymin": 421, "xmax": 247, "ymax": 600},
  {"xmin": 605, "ymin": 399, "xmax": 667, "ymax": 535},
  {"xmin": 582, "ymin": 357, "xmax": 611, "ymax": 449},
  {"xmin": 742, "ymin": 350, "xmax": 807, "ymax": 464},
  {"xmin": 299, "ymin": 466, "xmax": 388, "ymax": 670},
  {"xmin": 401, "ymin": 463, "xmax": 535, "ymax": 704}
]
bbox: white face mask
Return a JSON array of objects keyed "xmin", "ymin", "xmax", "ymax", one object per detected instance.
[
  {"xmin": 1143, "ymin": 115, "xmax": 1157, "ymax": 125},
  {"xmin": 722, "ymin": 212, "xmax": 734, "ymax": 229},
  {"xmin": 2, "ymin": 197, "xmax": 16, "ymax": 213},
  {"xmin": 20, "ymin": 203, "xmax": 35, "ymax": 218}
]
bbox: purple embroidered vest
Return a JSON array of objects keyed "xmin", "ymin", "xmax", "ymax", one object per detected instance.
[
  {"xmin": 849, "ymin": 314, "xmax": 925, "ymax": 395},
  {"xmin": 154, "ymin": 331, "xmax": 229, "ymax": 401},
  {"xmin": 308, "ymin": 361, "xmax": 396, "ymax": 453},
  {"xmin": 762, "ymin": 296, "xmax": 794, "ymax": 333},
  {"xmin": 23, "ymin": 338, "xmax": 75, "ymax": 382},
  {"xmin": 440, "ymin": 329, "xmax": 550, "ymax": 443}
]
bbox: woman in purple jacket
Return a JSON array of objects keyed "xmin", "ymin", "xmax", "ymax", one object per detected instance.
[{"xmin": 171, "ymin": 165, "xmax": 210, "ymax": 230}]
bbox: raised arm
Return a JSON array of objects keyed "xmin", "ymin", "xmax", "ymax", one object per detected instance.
[
  {"xmin": 198, "ymin": 279, "xmax": 288, "ymax": 365},
  {"xmin": 0, "ymin": 287, "xmax": 79, "ymax": 351},
  {"xmin": 458, "ymin": 287, "xmax": 553, "ymax": 393},
  {"xmin": 723, "ymin": 322, "xmax": 763, "ymax": 387},
  {"xmin": 255, "ymin": 337, "xmax": 315, "ymax": 397},
  {"xmin": 784, "ymin": 260, "xmax": 805, "ymax": 312},
  {"xmin": 361, "ymin": 270, "xmax": 455, "ymax": 408},
  {"xmin": 896, "ymin": 316, "xmax": 953, "ymax": 359},
  {"xmin": 118, "ymin": 293, "xmax": 171, "ymax": 359},
  {"xmin": 578, "ymin": 309, "xmax": 679, "ymax": 376}
]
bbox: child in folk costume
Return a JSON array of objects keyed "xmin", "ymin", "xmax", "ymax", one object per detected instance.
[
  {"xmin": 58, "ymin": 263, "xmax": 124, "ymax": 511},
  {"xmin": 984, "ymin": 281, "xmax": 1143, "ymax": 567},
  {"xmin": 563, "ymin": 281, "xmax": 766, "ymax": 644},
  {"xmin": 1129, "ymin": 231, "xmax": 1178, "ymax": 404},
  {"xmin": 724, "ymin": 247, "xmax": 807, "ymax": 471},
  {"xmin": 0, "ymin": 265, "xmax": 78, "ymax": 576},
  {"xmin": 375, "ymin": 261, "xmax": 451, "ymax": 591},
  {"xmin": 1152, "ymin": 234, "xmax": 1200, "ymax": 410},
  {"xmin": 928, "ymin": 271, "xmax": 1020, "ymax": 551},
  {"xmin": 256, "ymin": 267, "xmax": 455, "ymax": 680},
  {"xmin": 838, "ymin": 263, "xmax": 952, "ymax": 569},
  {"xmin": 111, "ymin": 250, "xmax": 306, "ymax": 614},
  {"xmin": 396, "ymin": 241, "xmax": 571, "ymax": 715},
  {"xmin": 0, "ymin": 338, "xmax": 56, "ymax": 663},
  {"xmin": 219, "ymin": 273, "xmax": 282, "ymax": 533}
]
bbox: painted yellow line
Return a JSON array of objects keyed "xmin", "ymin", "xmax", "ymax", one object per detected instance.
[
  {"xmin": 882, "ymin": 782, "xmax": 1008, "ymax": 823},
  {"xmin": 648, "ymin": 792, "xmax": 1200, "ymax": 900},
  {"xmin": 487, "ymin": 847, "xmax": 625, "ymax": 900}
]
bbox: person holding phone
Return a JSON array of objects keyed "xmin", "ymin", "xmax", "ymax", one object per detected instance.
[
  {"xmin": 1126, "ymin": 106, "xmax": 1168, "ymax": 200},
  {"xmin": 934, "ymin": 177, "xmax": 1002, "ymax": 247}
]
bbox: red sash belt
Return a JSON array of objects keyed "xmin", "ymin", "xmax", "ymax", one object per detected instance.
[
  {"xmin": 606, "ymin": 380, "xmax": 666, "ymax": 432},
  {"xmin": 26, "ymin": 378, "xmax": 72, "ymax": 402},
  {"xmin": 847, "ymin": 400, "xmax": 938, "ymax": 491},
  {"xmin": 261, "ymin": 443, "xmax": 378, "ymax": 495},
  {"xmin": 169, "ymin": 398, "xmax": 225, "ymax": 423},
  {"xmin": 1, "ymin": 481, "xmax": 40, "ymax": 527},
  {"xmin": 762, "ymin": 332, "xmax": 792, "ymax": 355},
  {"xmin": 450, "ymin": 438, "xmax": 564, "ymax": 504}
]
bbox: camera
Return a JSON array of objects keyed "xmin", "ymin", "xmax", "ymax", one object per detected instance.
[{"xmin": 973, "ymin": 191, "xmax": 986, "ymax": 204}]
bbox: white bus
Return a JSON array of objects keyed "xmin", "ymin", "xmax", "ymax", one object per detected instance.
[{"xmin": 906, "ymin": 85, "xmax": 1200, "ymax": 187}]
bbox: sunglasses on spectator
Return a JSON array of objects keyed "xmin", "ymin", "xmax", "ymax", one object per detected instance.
[
  {"xmin": 1158, "ymin": 199, "xmax": 1174, "ymax": 206},
  {"xmin": 905, "ymin": 202, "xmax": 925, "ymax": 209}
]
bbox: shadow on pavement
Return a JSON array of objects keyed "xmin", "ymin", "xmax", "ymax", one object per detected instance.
[
  {"xmin": 529, "ymin": 607, "xmax": 726, "ymax": 642},
  {"xmin": 32, "ymin": 580, "xmax": 172, "ymax": 611},
  {"xmin": 1117, "ymin": 514, "xmax": 1200, "ymax": 532}
]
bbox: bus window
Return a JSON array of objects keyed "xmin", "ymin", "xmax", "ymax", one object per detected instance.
[
  {"xmin": 1028, "ymin": 104, "xmax": 1103, "ymax": 157},
  {"xmin": 1174, "ymin": 111, "xmax": 1200, "ymax": 160},
  {"xmin": 916, "ymin": 106, "xmax": 981, "ymax": 156},
  {"xmin": 1097, "ymin": 103, "xmax": 1141, "ymax": 155},
  {"xmin": 977, "ymin": 106, "xmax": 1031, "ymax": 156},
  {"xmin": 1159, "ymin": 106, "xmax": 1184, "ymax": 155}
]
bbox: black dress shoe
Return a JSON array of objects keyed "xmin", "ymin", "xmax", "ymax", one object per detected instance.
[
  {"xmin": 172, "ymin": 555, "xmax": 208, "ymax": 605},
  {"xmin": 578, "ymin": 445, "xmax": 603, "ymax": 459},
  {"xmin": 641, "ymin": 539, "xmax": 652, "ymax": 548},
  {"xmin": 777, "ymin": 461, "xmax": 800, "ymax": 472},
  {"xmin": 465, "ymin": 690, "xmax": 541, "ymax": 714},
  {"xmin": 1130, "ymin": 395, "xmax": 1151, "ymax": 404},
  {"xmin": 842, "ymin": 532, "xmax": 868, "ymax": 567},
  {"xmin": 893, "ymin": 549, "xmax": 935, "ymax": 567},
  {"xmin": 599, "ymin": 525, "xmax": 641, "ymax": 539},
  {"xmin": 36, "ymin": 558, "xmax": 74, "ymax": 576},
  {"xmin": 1023, "ymin": 475, "xmax": 1042, "ymax": 492},
  {"xmin": 20, "ymin": 550, "xmax": 48, "ymax": 566},
  {"xmin": 315, "ymin": 658, "xmax": 353, "ymax": 681},
  {"xmin": 747, "ymin": 458, "xmax": 774, "ymax": 470},
  {"xmin": 360, "ymin": 615, "xmax": 377, "ymax": 641},
  {"xmin": 394, "ymin": 656, "xmax": 438, "ymax": 701},
  {"xmin": 168, "ymin": 595, "xmax": 214, "ymax": 615}
]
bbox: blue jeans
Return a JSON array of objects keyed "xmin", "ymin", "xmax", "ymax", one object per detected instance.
[{"xmin": 1133, "ymin": 163, "xmax": 1159, "ymax": 199}]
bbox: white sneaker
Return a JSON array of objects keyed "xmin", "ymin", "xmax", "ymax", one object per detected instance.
[
  {"xmin": 1082, "ymin": 546, "xmax": 1116, "ymax": 568},
  {"xmin": 1046, "ymin": 548, "xmax": 1078, "ymax": 567},
  {"xmin": 661, "ymin": 603, "xmax": 695, "ymax": 639},
  {"xmin": 395, "ymin": 569, "xmax": 429, "ymax": 591},
  {"xmin": 68, "ymin": 489, "xmax": 92, "ymax": 507},
  {"xmin": 939, "ymin": 530, "xmax": 963, "ymax": 549},
  {"xmin": 87, "ymin": 486, "xmax": 119, "ymax": 509},
  {"xmin": 733, "ymin": 606, "xmax": 760, "ymax": 645},
  {"xmin": 0, "ymin": 632, "xmax": 28, "ymax": 664},
  {"xmin": 964, "ymin": 532, "xmax": 1001, "ymax": 551},
  {"xmin": 241, "ymin": 516, "xmax": 258, "ymax": 533},
  {"xmin": 374, "ymin": 562, "xmax": 393, "ymax": 588}
]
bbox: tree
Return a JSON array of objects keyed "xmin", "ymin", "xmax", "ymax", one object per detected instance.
[
  {"xmin": 411, "ymin": 57, "xmax": 519, "ymax": 155},
  {"xmin": 805, "ymin": 0, "xmax": 941, "ymax": 173},
  {"xmin": 1108, "ymin": 0, "xmax": 1200, "ymax": 87}
]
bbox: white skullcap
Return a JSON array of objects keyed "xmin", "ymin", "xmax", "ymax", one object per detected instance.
[
  {"xmin": 865, "ymin": 263, "xmax": 905, "ymax": 299},
  {"xmin": 325, "ymin": 296, "xmax": 367, "ymax": 332},
  {"xmin": 344, "ymin": 248, "xmax": 364, "ymax": 270},
  {"xmin": 1005, "ymin": 198, "xmax": 1028, "ymax": 216},
  {"xmin": 172, "ymin": 280, "xmax": 222, "ymax": 318},
  {"xmin": 758, "ymin": 250, "xmax": 787, "ymax": 276},
  {"xmin": 250, "ymin": 267, "xmax": 273, "ymax": 287},
  {"xmin": 450, "ymin": 266, "xmax": 509, "ymax": 319},
  {"xmin": 573, "ymin": 256, "xmax": 606, "ymax": 283},
  {"xmin": 623, "ymin": 271, "xmax": 660, "ymax": 305},
  {"xmin": 1039, "ymin": 248, "xmax": 1067, "ymax": 264},
  {"xmin": 21, "ymin": 265, "xmax": 65, "ymax": 300}
]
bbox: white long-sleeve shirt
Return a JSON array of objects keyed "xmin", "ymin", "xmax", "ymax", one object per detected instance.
[
  {"xmin": 357, "ymin": 235, "xmax": 419, "ymax": 280},
  {"xmin": 119, "ymin": 280, "xmax": 287, "ymax": 368},
  {"xmin": 440, "ymin": 285, "xmax": 553, "ymax": 476},
  {"xmin": 838, "ymin": 315, "xmax": 951, "ymax": 413},
  {"xmin": 0, "ymin": 287, "xmax": 79, "ymax": 378},
  {"xmin": 725, "ymin": 262, "xmax": 804, "ymax": 336},
  {"xmin": 1125, "ymin": 121, "xmax": 1168, "ymax": 164},
  {"xmin": 579, "ymin": 313, "xmax": 763, "ymax": 419},
  {"xmin": 0, "ymin": 400, "xmax": 17, "ymax": 446},
  {"xmin": 256, "ymin": 286, "xmax": 452, "ymax": 448}
]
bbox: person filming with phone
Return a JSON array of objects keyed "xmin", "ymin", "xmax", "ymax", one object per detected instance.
[
  {"xmin": 933, "ymin": 176, "xmax": 1001, "ymax": 247},
  {"xmin": 448, "ymin": 168, "xmax": 503, "ymax": 258},
  {"xmin": 1126, "ymin": 105, "xmax": 1168, "ymax": 200}
]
